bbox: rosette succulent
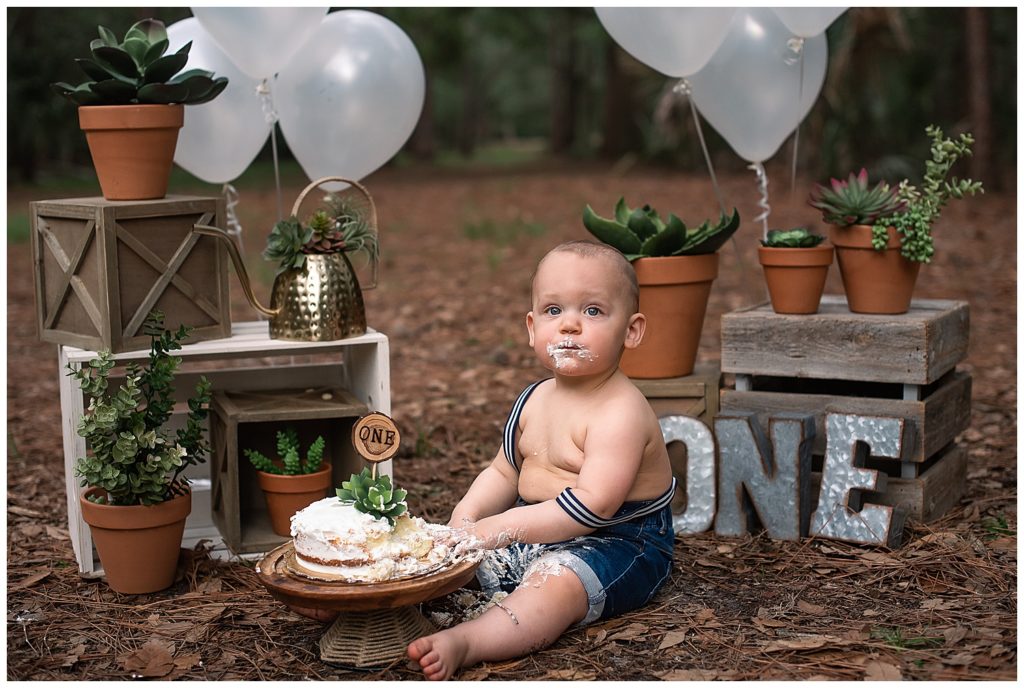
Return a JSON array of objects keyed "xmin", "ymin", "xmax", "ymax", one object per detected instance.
[
  {"xmin": 51, "ymin": 19, "xmax": 228, "ymax": 106},
  {"xmin": 583, "ymin": 198, "xmax": 740, "ymax": 260},
  {"xmin": 808, "ymin": 168, "xmax": 907, "ymax": 228},
  {"xmin": 263, "ymin": 194, "xmax": 379, "ymax": 276},
  {"xmin": 336, "ymin": 467, "xmax": 408, "ymax": 526}
]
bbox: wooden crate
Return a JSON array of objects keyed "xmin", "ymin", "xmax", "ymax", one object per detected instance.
[
  {"xmin": 720, "ymin": 299, "xmax": 972, "ymax": 522},
  {"xmin": 721, "ymin": 296, "xmax": 969, "ymax": 386},
  {"xmin": 632, "ymin": 362, "xmax": 721, "ymax": 514},
  {"xmin": 58, "ymin": 322, "xmax": 391, "ymax": 574},
  {"xmin": 31, "ymin": 195, "xmax": 230, "ymax": 353},
  {"xmin": 210, "ymin": 388, "xmax": 368, "ymax": 554}
]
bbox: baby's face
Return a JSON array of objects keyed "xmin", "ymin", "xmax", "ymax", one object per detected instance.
[{"xmin": 527, "ymin": 252, "xmax": 641, "ymax": 377}]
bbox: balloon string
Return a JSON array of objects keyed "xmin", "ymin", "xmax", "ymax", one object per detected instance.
[
  {"xmin": 676, "ymin": 79, "xmax": 726, "ymax": 217},
  {"xmin": 257, "ymin": 78, "xmax": 284, "ymax": 222},
  {"xmin": 748, "ymin": 161, "xmax": 770, "ymax": 240},
  {"xmin": 788, "ymin": 38, "xmax": 806, "ymax": 198}
]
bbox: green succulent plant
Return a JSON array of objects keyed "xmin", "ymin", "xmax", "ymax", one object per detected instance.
[
  {"xmin": 761, "ymin": 227, "xmax": 826, "ymax": 248},
  {"xmin": 244, "ymin": 428, "xmax": 326, "ymax": 476},
  {"xmin": 68, "ymin": 311, "xmax": 211, "ymax": 506},
  {"xmin": 262, "ymin": 217, "xmax": 314, "ymax": 276},
  {"xmin": 51, "ymin": 19, "xmax": 228, "ymax": 106},
  {"xmin": 582, "ymin": 198, "xmax": 740, "ymax": 260},
  {"xmin": 263, "ymin": 196, "xmax": 379, "ymax": 275},
  {"xmin": 336, "ymin": 467, "xmax": 408, "ymax": 526},
  {"xmin": 872, "ymin": 125, "xmax": 984, "ymax": 263},
  {"xmin": 808, "ymin": 168, "xmax": 907, "ymax": 228}
]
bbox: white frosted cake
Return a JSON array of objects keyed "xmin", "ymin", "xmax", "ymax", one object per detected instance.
[{"xmin": 289, "ymin": 497, "xmax": 452, "ymax": 582}]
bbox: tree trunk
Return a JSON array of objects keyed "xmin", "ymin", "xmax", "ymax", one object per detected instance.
[
  {"xmin": 600, "ymin": 44, "xmax": 638, "ymax": 158},
  {"xmin": 408, "ymin": 75, "xmax": 436, "ymax": 161},
  {"xmin": 457, "ymin": 55, "xmax": 480, "ymax": 157},
  {"xmin": 964, "ymin": 8, "xmax": 995, "ymax": 188},
  {"xmin": 549, "ymin": 9, "xmax": 577, "ymax": 155}
]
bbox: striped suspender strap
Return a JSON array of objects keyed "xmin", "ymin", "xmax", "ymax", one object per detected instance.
[
  {"xmin": 556, "ymin": 477, "xmax": 677, "ymax": 528},
  {"xmin": 502, "ymin": 381, "xmax": 544, "ymax": 472}
]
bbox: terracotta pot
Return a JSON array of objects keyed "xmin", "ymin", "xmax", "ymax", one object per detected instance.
[
  {"xmin": 758, "ymin": 245, "xmax": 834, "ymax": 315},
  {"xmin": 78, "ymin": 104, "xmax": 184, "ymax": 201},
  {"xmin": 621, "ymin": 253, "xmax": 718, "ymax": 379},
  {"xmin": 829, "ymin": 224, "xmax": 921, "ymax": 314},
  {"xmin": 80, "ymin": 487, "xmax": 191, "ymax": 594},
  {"xmin": 257, "ymin": 464, "xmax": 333, "ymax": 537}
]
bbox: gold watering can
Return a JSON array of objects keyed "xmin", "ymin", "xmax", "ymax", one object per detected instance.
[{"xmin": 194, "ymin": 177, "xmax": 378, "ymax": 342}]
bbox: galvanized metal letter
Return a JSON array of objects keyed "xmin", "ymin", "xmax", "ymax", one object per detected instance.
[{"xmin": 659, "ymin": 415, "xmax": 716, "ymax": 534}]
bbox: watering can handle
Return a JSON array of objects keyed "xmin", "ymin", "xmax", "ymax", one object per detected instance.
[
  {"xmin": 193, "ymin": 223, "xmax": 279, "ymax": 318},
  {"xmin": 294, "ymin": 176, "xmax": 379, "ymax": 290}
]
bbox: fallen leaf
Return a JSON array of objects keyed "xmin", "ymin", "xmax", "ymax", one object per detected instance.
[
  {"xmin": 60, "ymin": 643, "xmax": 87, "ymax": 668},
  {"xmin": 11, "ymin": 569, "xmax": 51, "ymax": 590},
  {"xmin": 605, "ymin": 623, "xmax": 649, "ymax": 643},
  {"xmin": 859, "ymin": 552, "xmax": 900, "ymax": 566},
  {"xmin": 587, "ymin": 628, "xmax": 607, "ymax": 644},
  {"xmin": 543, "ymin": 669, "xmax": 596, "ymax": 680},
  {"xmin": 987, "ymin": 536, "xmax": 1015, "ymax": 551},
  {"xmin": 763, "ymin": 635, "xmax": 846, "ymax": 652},
  {"xmin": 752, "ymin": 616, "xmax": 787, "ymax": 629},
  {"xmin": 861, "ymin": 609, "xmax": 880, "ymax": 617},
  {"xmin": 945, "ymin": 652, "xmax": 976, "ymax": 666},
  {"xmin": 695, "ymin": 608, "xmax": 716, "ymax": 623},
  {"xmin": 942, "ymin": 626, "xmax": 969, "ymax": 645},
  {"xmin": 657, "ymin": 669, "xmax": 719, "ymax": 680},
  {"xmin": 197, "ymin": 578, "xmax": 223, "ymax": 594},
  {"xmin": 695, "ymin": 558, "xmax": 728, "ymax": 569},
  {"xmin": 658, "ymin": 630, "xmax": 688, "ymax": 650},
  {"xmin": 8, "ymin": 505, "xmax": 46, "ymax": 519},
  {"xmin": 864, "ymin": 660, "xmax": 902, "ymax": 680},
  {"xmin": 120, "ymin": 638, "xmax": 176, "ymax": 678},
  {"xmin": 796, "ymin": 600, "xmax": 826, "ymax": 615}
]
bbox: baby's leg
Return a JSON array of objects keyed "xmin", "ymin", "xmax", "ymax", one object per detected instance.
[{"xmin": 408, "ymin": 562, "xmax": 588, "ymax": 680}]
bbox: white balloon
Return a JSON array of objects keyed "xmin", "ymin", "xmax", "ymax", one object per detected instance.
[
  {"xmin": 689, "ymin": 8, "xmax": 828, "ymax": 163},
  {"xmin": 275, "ymin": 10, "xmax": 425, "ymax": 186},
  {"xmin": 167, "ymin": 18, "xmax": 272, "ymax": 183},
  {"xmin": 191, "ymin": 7, "xmax": 327, "ymax": 79},
  {"xmin": 595, "ymin": 7, "xmax": 736, "ymax": 78},
  {"xmin": 772, "ymin": 7, "xmax": 847, "ymax": 38}
]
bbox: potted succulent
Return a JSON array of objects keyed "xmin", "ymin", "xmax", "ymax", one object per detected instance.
[
  {"xmin": 758, "ymin": 227, "xmax": 833, "ymax": 315},
  {"xmin": 583, "ymin": 199, "xmax": 740, "ymax": 378},
  {"xmin": 244, "ymin": 428, "xmax": 332, "ymax": 537},
  {"xmin": 52, "ymin": 18, "xmax": 228, "ymax": 200},
  {"xmin": 68, "ymin": 311, "xmax": 211, "ymax": 594},
  {"xmin": 809, "ymin": 126, "xmax": 983, "ymax": 314}
]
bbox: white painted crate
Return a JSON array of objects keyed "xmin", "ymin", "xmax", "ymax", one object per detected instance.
[{"xmin": 58, "ymin": 321, "xmax": 390, "ymax": 574}]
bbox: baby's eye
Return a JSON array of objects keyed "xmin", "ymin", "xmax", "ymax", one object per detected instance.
[
  {"xmin": 544, "ymin": 306, "xmax": 562, "ymax": 316},
  {"xmin": 584, "ymin": 306, "xmax": 602, "ymax": 316}
]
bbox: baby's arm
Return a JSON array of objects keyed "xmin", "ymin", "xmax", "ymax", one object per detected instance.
[
  {"xmin": 448, "ymin": 450, "xmax": 520, "ymax": 527},
  {"xmin": 468, "ymin": 398, "xmax": 649, "ymax": 547}
]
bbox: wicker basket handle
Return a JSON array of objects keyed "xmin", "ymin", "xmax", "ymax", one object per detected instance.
[{"xmin": 292, "ymin": 176, "xmax": 379, "ymax": 289}]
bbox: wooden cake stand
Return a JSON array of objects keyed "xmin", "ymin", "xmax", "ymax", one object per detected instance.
[{"xmin": 256, "ymin": 542, "xmax": 481, "ymax": 667}]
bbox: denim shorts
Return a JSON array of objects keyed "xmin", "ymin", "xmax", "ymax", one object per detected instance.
[{"xmin": 476, "ymin": 501, "xmax": 675, "ymax": 625}]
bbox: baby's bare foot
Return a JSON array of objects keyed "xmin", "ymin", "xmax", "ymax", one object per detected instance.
[{"xmin": 407, "ymin": 630, "xmax": 469, "ymax": 681}]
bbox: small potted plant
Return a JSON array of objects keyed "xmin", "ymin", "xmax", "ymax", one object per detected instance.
[
  {"xmin": 244, "ymin": 428, "xmax": 332, "ymax": 537},
  {"xmin": 583, "ymin": 199, "xmax": 741, "ymax": 378},
  {"xmin": 69, "ymin": 311, "xmax": 211, "ymax": 594},
  {"xmin": 52, "ymin": 18, "xmax": 228, "ymax": 200},
  {"xmin": 758, "ymin": 227, "xmax": 833, "ymax": 315},
  {"xmin": 809, "ymin": 125, "xmax": 983, "ymax": 314}
]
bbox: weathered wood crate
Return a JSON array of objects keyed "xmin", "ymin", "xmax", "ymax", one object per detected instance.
[
  {"xmin": 210, "ymin": 388, "xmax": 368, "ymax": 555},
  {"xmin": 59, "ymin": 322, "xmax": 391, "ymax": 574},
  {"xmin": 31, "ymin": 195, "xmax": 230, "ymax": 353},
  {"xmin": 632, "ymin": 362, "xmax": 721, "ymax": 514},
  {"xmin": 721, "ymin": 297, "xmax": 971, "ymax": 522}
]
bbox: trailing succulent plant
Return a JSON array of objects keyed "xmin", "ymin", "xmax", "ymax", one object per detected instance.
[
  {"xmin": 69, "ymin": 311, "xmax": 211, "ymax": 506},
  {"xmin": 336, "ymin": 467, "xmax": 408, "ymax": 526},
  {"xmin": 244, "ymin": 428, "xmax": 326, "ymax": 476},
  {"xmin": 583, "ymin": 198, "xmax": 740, "ymax": 260},
  {"xmin": 871, "ymin": 125, "xmax": 984, "ymax": 263},
  {"xmin": 52, "ymin": 19, "xmax": 228, "ymax": 106},
  {"xmin": 808, "ymin": 168, "xmax": 907, "ymax": 228},
  {"xmin": 263, "ymin": 193, "xmax": 379, "ymax": 276},
  {"xmin": 760, "ymin": 227, "xmax": 825, "ymax": 249}
]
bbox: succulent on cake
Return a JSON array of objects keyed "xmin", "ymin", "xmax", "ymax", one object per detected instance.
[
  {"xmin": 336, "ymin": 467, "xmax": 408, "ymax": 526},
  {"xmin": 244, "ymin": 428, "xmax": 325, "ymax": 476},
  {"xmin": 582, "ymin": 198, "xmax": 740, "ymax": 260},
  {"xmin": 263, "ymin": 192, "xmax": 379, "ymax": 276}
]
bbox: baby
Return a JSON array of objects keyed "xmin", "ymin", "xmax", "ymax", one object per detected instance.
[{"xmin": 408, "ymin": 240, "xmax": 675, "ymax": 680}]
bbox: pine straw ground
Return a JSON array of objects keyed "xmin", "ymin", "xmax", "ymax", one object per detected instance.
[{"xmin": 6, "ymin": 163, "xmax": 1017, "ymax": 680}]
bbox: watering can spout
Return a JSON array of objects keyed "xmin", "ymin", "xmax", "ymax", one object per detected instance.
[{"xmin": 192, "ymin": 223, "xmax": 279, "ymax": 318}]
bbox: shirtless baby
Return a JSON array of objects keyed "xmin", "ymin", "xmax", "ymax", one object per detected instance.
[{"xmin": 408, "ymin": 240, "xmax": 675, "ymax": 680}]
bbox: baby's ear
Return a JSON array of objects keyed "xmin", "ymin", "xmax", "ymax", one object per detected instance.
[
  {"xmin": 526, "ymin": 311, "xmax": 536, "ymax": 347},
  {"xmin": 624, "ymin": 313, "xmax": 646, "ymax": 350}
]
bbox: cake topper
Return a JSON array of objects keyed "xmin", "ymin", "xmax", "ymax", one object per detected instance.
[{"xmin": 352, "ymin": 412, "xmax": 400, "ymax": 478}]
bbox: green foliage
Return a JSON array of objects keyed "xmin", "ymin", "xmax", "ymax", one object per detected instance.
[
  {"xmin": 981, "ymin": 514, "xmax": 1015, "ymax": 539},
  {"xmin": 583, "ymin": 197, "xmax": 740, "ymax": 260},
  {"xmin": 244, "ymin": 428, "xmax": 326, "ymax": 476},
  {"xmin": 462, "ymin": 216, "xmax": 547, "ymax": 245},
  {"xmin": 69, "ymin": 310, "xmax": 211, "ymax": 506},
  {"xmin": 761, "ymin": 227, "xmax": 825, "ymax": 248},
  {"xmin": 336, "ymin": 467, "xmax": 408, "ymax": 526},
  {"xmin": 51, "ymin": 18, "xmax": 228, "ymax": 106},
  {"xmin": 808, "ymin": 168, "xmax": 907, "ymax": 228},
  {"xmin": 262, "ymin": 194, "xmax": 379, "ymax": 275},
  {"xmin": 871, "ymin": 627, "xmax": 944, "ymax": 650},
  {"xmin": 872, "ymin": 125, "xmax": 984, "ymax": 263}
]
